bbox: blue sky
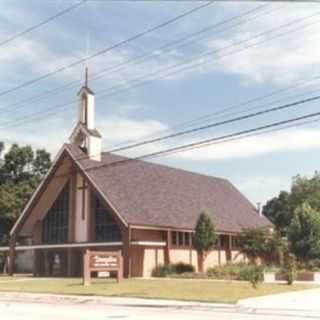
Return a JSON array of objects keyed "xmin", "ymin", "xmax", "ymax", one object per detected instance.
[{"xmin": 1, "ymin": 0, "xmax": 320, "ymax": 206}]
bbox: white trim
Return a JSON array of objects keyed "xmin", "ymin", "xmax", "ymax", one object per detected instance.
[
  {"xmin": 130, "ymin": 225, "xmax": 194, "ymax": 233},
  {"xmin": 0, "ymin": 242, "xmax": 123, "ymax": 252},
  {"xmin": 131, "ymin": 241, "xmax": 166, "ymax": 247},
  {"xmin": 65, "ymin": 145, "xmax": 128, "ymax": 227},
  {"xmin": 10, "ymin": 145, "xmax": 68, "ymax": 236},
  {"xmin": 130, "ymin": 224, "xmax": 241, "ymax": 235}
]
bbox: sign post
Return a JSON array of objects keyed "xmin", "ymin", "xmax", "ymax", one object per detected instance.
[{"xmin": 83, "ymin": 250, "xmax": 123, "ymax": 286}]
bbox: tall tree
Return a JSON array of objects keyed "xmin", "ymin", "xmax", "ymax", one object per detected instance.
[
  {"xmin": 0, "ymin": 142, "xmax": 51, "ymax": 244},
  {"xmin": 263, "ymin": 172, "xmax": 320, "ymax": 235},
  {"xmin": 290, "ymin": 173, "xmax": 320, "ymax": 211},
  {"xmin": 194, "ymin": 211, "xmax": 216, "ymax": 272},
  {"xmin": 263, "ymin": 191, "xmax": 291, "ymax": 234},
  {"xmin": 287, "ymin": 203, "xmax": 320, "ymax": 260},
  {"xmin": 2, "ymin": 144, "xmax": 34, "ymax": 182},
  {"xmin": 33, "ymin": 149, "xmax": 51, "ymax": 177}
]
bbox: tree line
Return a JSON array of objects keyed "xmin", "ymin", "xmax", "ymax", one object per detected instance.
[
  {"xmin": 263, "ymin": 173, "xmax": 320, "ymax": 262},
  {"xmin": 0, "ymin": 142, "xmax": 51, "ymax": 244}
]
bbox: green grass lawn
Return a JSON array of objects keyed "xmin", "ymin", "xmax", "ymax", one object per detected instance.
[{"xmin": 0, "ymin": 276, "xmax": 315, "ymax": 303}]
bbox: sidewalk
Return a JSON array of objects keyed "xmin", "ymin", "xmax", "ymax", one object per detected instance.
[{"xmin": 238, "ymin": 287, "xmax": 320, "ymax": 316}]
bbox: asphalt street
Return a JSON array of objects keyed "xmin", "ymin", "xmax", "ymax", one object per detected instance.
[{"xmin": 0, "ymin": 291, "xmax": 320, "ymax": 320}]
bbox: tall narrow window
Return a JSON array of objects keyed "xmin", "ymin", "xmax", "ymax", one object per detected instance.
[
  {"xmin": 94, "ymin": 195, "xmax": 121, "ymax": 242},
  {"xmin": 42, "ymin": 182, "xmax": 69, "ymax": 244}
]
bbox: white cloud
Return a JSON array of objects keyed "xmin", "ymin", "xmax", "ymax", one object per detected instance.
[
  {"xmin": 232, "ymin": 175, "xmax": 290, "ymax": 205},
  {"xmin": 98, "ymin": 116, "xmax": 168, "ymax": 147},
  {"xmin": 1, "ymin": 115, "xmax": 168, "ymax": 157},
  {"xmin": 200, "ymin": 5, "xmax": 320, "ymax": 85},
  {"xmin": 170, "ymin": 127, "xmax": 320, "ymax": 161}
]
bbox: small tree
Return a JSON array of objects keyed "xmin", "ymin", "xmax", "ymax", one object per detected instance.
[
  {"xmin": 240, "ymin": 228, "xmax": 270, "ymax": 264},
  {"xmin": 283, "ymin": 253, "xmax": 297, "ymax": 285},
  {"xmin": 194, "ymin": 211, "xmax": 216, "ymax": 272}
]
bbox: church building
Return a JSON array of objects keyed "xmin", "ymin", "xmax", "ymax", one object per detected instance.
[{"xmin": 6, "ymin": 80, "xmax": 272, "ymax": 278}]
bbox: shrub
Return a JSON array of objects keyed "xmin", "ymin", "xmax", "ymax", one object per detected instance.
[
  {"xmin": 282, "ymin": 253, "xmax": 297, "ymax": 285},
  {"xmin": 207, "ymin": 263, "xmax": 264, "ymax": 288},
  {"xmin": 238, "ymin": 264, "xmax": 264, "ymax": 288},
  {"xmin": 151, "ymin": 263, "xmax": 195, "ymax": 277},
  {"xmin": 0, "ymin": 255, "xmax": 3, "ymax": 272},
  {"xmin": 207, "ymin": 263, "xmax": 243, "ymax": 280},
  {"xmin": 151, "ymin": 264, "xmax": 176, "ymax": 277},
  {"xmin": 174, "ymin": 262, "xmax": 195, "ymax": 274},
  {"xmin": 304, "ymin": 259, "xmax": 320, "ymax": 272}
]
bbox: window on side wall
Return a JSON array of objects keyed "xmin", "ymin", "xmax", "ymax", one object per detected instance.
[
  {"xmin": 232, "ymin": 236, "xmax": 241, "ymax": 250},
  {"xmin": 172, "ymin": 231, "xmax": 177, "ymax": 246},
  {"xmin": 171, "ymin": 231, "xmax": 192, "ymax": 248},
  {"xmin": 214, "ymin": 237, "xmax": 220, "ymax": 249}
]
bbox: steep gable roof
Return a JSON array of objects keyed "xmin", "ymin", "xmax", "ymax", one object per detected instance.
[{"xmin": 66, "ymin": 144, "xmax": 272, "ymax": 233}]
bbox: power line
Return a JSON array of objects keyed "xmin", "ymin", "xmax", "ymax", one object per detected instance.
[
  {"xmin": 68, "ymin": 109, "xmax": 320, "ymax": 175},
  {"xmin": 55, "ymin": 0, "xmax": 320, "ymax": 2},
  {"xmin": 1, "ymin": 8, "xmax": 316, "ymax": 129},
  {"xmin": 147, "ymin": 116, "xmax": 320, "ymax": 161},
  {"xmin": 51, "ymin": 92, "xmax": 320, "ymax": 164},
  {"xmin": 0, "ymin": 2, "xmax": 271, "ymax": 113},
  {"xmin": 0, "ymin": 1, "xmax": 214, "ymax": 98},
  {"xmin": 94, "ymin": 10, "xmax": 320, "ymax": 102},
  {"xmin": 107, "ymin": 95, "xmax": 320, "ymax": 153},
  {"xmin": 3, "ymin": 95, "xmax": 320, "ymax": 179},
  {"xmin": 142, "ymin": 111, "xmax": 320, "ymax": 160},
  {"xmin": 0, "ymin": 1, "xmax": 87, "ymax": 47},
  {"xmin": 108, "ymin": 76, "xmax": 320, "ymax": 150}
]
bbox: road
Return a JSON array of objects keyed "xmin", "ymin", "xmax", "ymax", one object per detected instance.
[{"xmin": 0, "ymin": 292, "xmax": 320, "ymax": 320}]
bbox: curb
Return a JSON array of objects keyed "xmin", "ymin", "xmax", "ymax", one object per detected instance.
[{"xmin": 0, "ymin": 291, "xmax": 234, "ymax": 309}]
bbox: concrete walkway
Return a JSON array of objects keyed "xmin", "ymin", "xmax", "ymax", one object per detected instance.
[{"xmin": 238, "ymin": 287, "xmax": 320, "ymax": 318}]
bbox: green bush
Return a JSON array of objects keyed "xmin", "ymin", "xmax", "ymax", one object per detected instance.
[
  {"xmin": 151, "ymin": 264, "xmax": 176, "ymax": 277},
  {"xmin": 282, "ymin": 254, "xmax": 297, "ymax": 285},
  {"xmin": 207, "ymin": 263, "xmax": 264, "ymax": 287},
  {"xmin": 304, "ymin": 259, "xmax": 320, "ymax": 272},
  {"xmin": 152, "ymin": 263, "xmax": 195, "ymax": 277},
  {"xmin": 174, "ymin": 262, "xmax": 195, "ymax": 274},
  {"xmin": 0, "ymin": 256, "xmax": 3, "ymax": 272},
  {"xmin": 207, "ymin": 263, "xmax": 243, "ymax": 280},
  {"xmin": 238, "ymin": 264, "xmax": 264, "ymax": 288}
]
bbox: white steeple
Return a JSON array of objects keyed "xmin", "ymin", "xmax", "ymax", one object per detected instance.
[
  {"xmin": 69, "ymin": 68, "xmax": 102, "ymax": 161},
  {"xmin": 78, "ymin": 67, "xmax": 95, "ymax": 130}
]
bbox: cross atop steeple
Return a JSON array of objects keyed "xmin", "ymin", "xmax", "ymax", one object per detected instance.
[{"xmin": 85, "ymin": 66, "xmax": 89, "ymax": 88}]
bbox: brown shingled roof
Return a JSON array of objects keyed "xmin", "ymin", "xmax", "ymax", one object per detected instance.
[{"xmin": 66, "ymin": 144, "xmax": 272, "ymax": 233}]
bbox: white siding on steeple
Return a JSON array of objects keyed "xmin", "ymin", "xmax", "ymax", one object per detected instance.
[
  {"xmin": 70, "ymin": 86, "xmax": 102, "ymax": 162},
  {"xmin": 78, "ymin": 89, "xmax": 95, "ymax": 130},
  {"xmin": 88, "ymin": 135, "xmax": 102, "ymax": 162}
]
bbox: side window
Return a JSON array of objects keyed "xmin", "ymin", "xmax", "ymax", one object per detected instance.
[
  {"xmin": 185, "ymin": 233, "xmax": 190, "ymax": 246},
  {"xmin": 232, "ymin": 236, "xmax": 241, "ymax": 249},
  {"xmin": 178, "ymin": 232, "xmax": 184, "ymax": 246},
  {"xmin": 172, "ymin": 231, "xmax": 177, "ymax": 246},
  {"xmin": 171, "ymin": 231, "xmax": 192, "ymax": 247}
]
